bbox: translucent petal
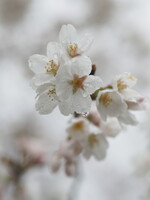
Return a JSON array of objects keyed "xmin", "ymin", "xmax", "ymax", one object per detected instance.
[
  {"xmin": 70, "ymin": 56, "xmax": 92, "ymax": 76},
  {"xmin": 29, "ymin": 54, "xmax": 49, "ymax": 74},
  {"xmin": 35, "ymin": 92, "xmax": 57, "ymax": 114},
  {"xmin": 120, "ymin": 88, "xmax": 142, "ymax": 102},
  {"xmin": 47, "ymin": 42, "xmax": 61, "ymax": 63},
  {"xmin": 56, "ymin": 81, "xmax": 73, "ymax": 101},
  {"xmin": 58, "ymin": 100, "xmax": 71, "ymax": 116},
  {"xmin": 83, "ymin": 75, "xmax": 103, "ymax": 97},
  {"xmin": 78, "ymin": 33, "xmax": 93, "ymax": 53},
  {"xmin": 96, "ymin": 90, "xmax": 127, "ymax": 121},
  {"xmin": 113, "ymin": 72, "xmax": 137, "ymax": 91},
  {"xmin": 36, "ymin": 83, "xmax": 55, "ymax": 96},
  {"xmin": 71, "ymin": 92, "xmax": 92, "ymax": 113},
  {"xmin": 31, "ymin": 74, "xmax": 54, "ymax": 88},
  {"xmin": 93, "ymin": 135, "xmax": 108, "ymax": 160},
  {"xmin": 55, "ymin": 63, "xmax": 73, "ymax": 100},
  {"xmin": 59, "ymin": 24, "xmax": 77, "ymax": 44},
  {"xmin": 118, "ymin": 111, "xmax": 138, "ymax": 125}
]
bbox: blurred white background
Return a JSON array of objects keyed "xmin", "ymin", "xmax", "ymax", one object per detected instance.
[{"xmin": 0, "ymin": 0, "xmax": 150, "ymax": 199}]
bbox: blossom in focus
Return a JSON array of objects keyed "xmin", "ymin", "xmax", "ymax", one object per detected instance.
[
  {"xmin": 35, "ymin": 82, "xmax": 71, "ymax": 115},
  {"xmin": 59, "ymin": 24, "xmax": 93, "ymax": 60},
  {"xmin": 29, "ymin": 42, "xmax": 62, "ymax": 88},
  {"xmin": 56, "ymin": 57, "xmax": 102, "ymax": 114},
  {"xmin": 29, "ymin": 24, "xmax": 101, "ymax": 115},
  {"xmin": 28, "ymin": 24, "xmax": 147, "ymax": 176}
]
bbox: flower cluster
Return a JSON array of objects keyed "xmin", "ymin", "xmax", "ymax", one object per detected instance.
[
  {"xmin": 29, "ymin": 24, "xmax": 146, "ymax": 176},
  {"xmin": 96, "ymin": 72, "xmax": 145, "ymax": 126},
  {"xmin": 29, "ymin": 24, "xmax": 102, "ymax": 115},
  {"xmin": 51, "ymin": 117, "xmax": 107, "ymax": 174}
]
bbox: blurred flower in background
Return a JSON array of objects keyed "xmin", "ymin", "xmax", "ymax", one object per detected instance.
[
  {"xmin": 0, "ymin": 0, "xmax": 150, "ymax": 199},
  {"xmin": 0, "ymin": 0, "xmax": 31, "ymax": 26}
]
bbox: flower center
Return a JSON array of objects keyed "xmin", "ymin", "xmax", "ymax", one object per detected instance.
[
  {"xmin": 88, "ymin": 134, "xmax": 99, "ymax": 147},
  {"xmin": 117, "ymin": 79, "xmax": 128, "ymax": 91},
  {"xmin": 45, "ymin": 60, "xmax": 59, "ymax": 76},
  {"xmin": 128, "ymin": 75, "xmax": 136, "ymax": 80},
  {"xmin": 68, "ymin": 43, "xmax": 79, "ymax": 57},
  {"xmin": 47, "ymin": 89, "xmax": 56, "ymax": 97},
  {"xmin": 72, "ymin": 75, "xmax": 87, "ymax": 93},
  {"xmin": 72, "ymin": 121, "xmax": 85, "ymax": 131},
  {"xmin": 100, "ymin": 92, "xmax": 112, "ymax": 107}
]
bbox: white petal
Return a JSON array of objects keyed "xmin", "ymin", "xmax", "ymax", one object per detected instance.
[
  {"xmin": 118, "ymin": 111, "xmax": 138, "ymax": 125},
  {"xmin": 113, "ymin": 72, "xmax": 137, "ymax": 90},
  {"xmin": 120, "ymin": 88, "xmax": 142, "ymax": 102},
  {"xmin": 66, "ymin": 118, "xmax": 90, "ymax": 140},
  {"xmin": 56, "ymin": 61, "xmax": 73, "ymax": 80},
  {"xmin": 58, "ymin": 100, "xmax": 71, "ymax": 116},
  {"xmin": 83, "ymin": 75, "xmax": 103, "ymax": 97},
  {"xmin": 55, "ymin": 63, "xmax": 73, "ymax": 100},
  {"xmin": 35, "ymin": 92, "xmax": 57, "ymax": 114},
  {"xmin": 83, "ymin": 134, "xmax": 108, "ymax": 160},
  {"xmin": 71, "ymin": 91, "xmax": 92, "ymax": 113},
  {"xmin": 96, "ymin": 90, "xmax": 127, "ymax": 121},
  {"xmin": 56, "ymin": 57, "xmax": 92, "ymax": 101},
  {"xmin": 59, "ymin": 24, "xmax": 77, "ymax": 44},
  {"xmin": 101, "ymin": 118, "xmax": 121, "ymax": 138},
  {"xmin": 126, "ymin": 98, "xmax": 146, "ymax": 110},
  {"xmin": 36, "ymin": 83, "xmax": 55, "ymax": 96},
  {"xmin": 78, "ymin": 33, "xmax": 93, "ymax": 53},
  {"xmin": 56, "ymin": 79, "xmax": 73, "ymax": 100},
  {"xmin": 70, "ymin": 56, "xmax": 92, "ymax": 76},
  {"xmin": 29, "ymin": 54, "xmax": 49, "ymax": 74},
  {"xmin": 47, "ymin": 42, "xmax": 61, "ymax": 62},
  {"xmin": 31, "ymin": 74, "xmax": 54, "ymax": 88},
  {"xmin": 93, "ymin": 135, "xmax": 108, "ymax": 160},
  {"xmin": 83, "ymin": 147, "xmax": 92, "ymax": 159}
]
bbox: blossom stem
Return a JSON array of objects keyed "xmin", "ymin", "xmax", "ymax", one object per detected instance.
[
  {"xmin": 90, "ymin": 64, "xmax": 97, "ymax": 75},
  {"xmin": 91, "ymin": 85, "xmax": 113, "ymax": 100},
  {"xmin": 68, "ymin": 156, "xmax": 83, "ymax": 200}
]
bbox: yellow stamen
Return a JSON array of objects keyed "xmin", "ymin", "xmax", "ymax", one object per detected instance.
[
  {"xmin": 68, "ymin": 43, "xmax": 79, "ymax": 57},
  {"xmin": 47, "ymin": 89, "xmax": 56, "ymax": 96},
  {"xmin": 71, "ymin": 75, "xmax": 87, "ymax": 93},
  {"xmin": 100, "ymin": 92, "xmax": 112, "ymax": 107},
  {"xmin": 128, "ymin": 75, "xmax": 136, "ymax": 80},
  {"xmin": 117, "ymin": 79, "xmax": 128, "ymax": 91},
  {"xmin": 45, "ymin": 60, "xmax": 59, "ymax": 75},
  {"xmin": 72, "ymin": 121, "xmax": 84, "ymax": 131},
  {"xmin": 88, "ymin": 134, "xmax": 99, "ymax": 147}
]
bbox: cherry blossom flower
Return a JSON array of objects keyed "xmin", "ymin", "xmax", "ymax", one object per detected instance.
[
  {"xmin": 66, "ymin": 118, "xmax": 109, "ymax": 161},
  {"xmin": 83, "ymin": 133, "xmax": 108, "ymax": 160},
  {"xmin": 96, "ymin": 89, "xmax": 127, "ymax": 121},
  {"xmin": 59, "ymin": 24, "xmax": 93, "ymax": 59},
  {"xmin": 112, "ymin": 73, "xmax": 145, "ymax": 111},
  {"xmin": 51, "ymin": 140, "xmax": 81, "ymax": 176},
  {"xmin": 29, "ymin": 42, "xmax": 62, "ymax": 88},
  {"xmin": 96, "ymin": 87, "xmax": 138, "ymax": 125},
  {"xmin": 35, "ymin": 83, "xmax": 58, "ymax": 114},
  {"xmin": 35, "ymin": 82, "xmax": 70, "ymax": 115},
  {"xmin": 100, "ymin": 117, "xmax": 122, "ymax": 137},
  {"xmin": 56, "ymin": 57, "xmax": 102, "ymax": 114},
  {"xmin": 28, "ymin": 24, "xmax": 147, "ymax": 176},
  {"xmin": 66, "ymin": 118, "xmax": 89, "ymax": 141}
]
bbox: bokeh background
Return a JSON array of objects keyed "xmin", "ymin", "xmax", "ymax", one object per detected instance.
[{"xmin": 0, "ymin": 0, "xmax": 150, "ymax": 199}]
